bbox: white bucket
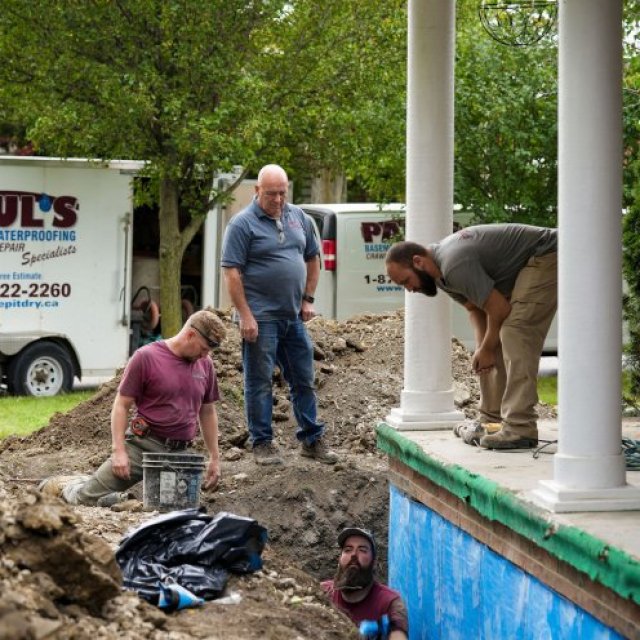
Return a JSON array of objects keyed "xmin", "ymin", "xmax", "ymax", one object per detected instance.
[{"xmin": 142, "ymin": 452, "xmax": 205, "ymax": 511}]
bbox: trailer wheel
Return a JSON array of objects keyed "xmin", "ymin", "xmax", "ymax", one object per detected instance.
[
  {"xmin": 7, "ymin": 343, "xmax": 74, "ymax": 397},
  {"xmin": 140, "ymin": 299, "xmax": 160, "ymax": 333}
]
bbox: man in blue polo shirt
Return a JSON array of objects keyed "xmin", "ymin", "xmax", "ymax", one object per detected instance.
[{"xmin": 221, "ymin": 164, "xmax": 337, "ymax": 466}]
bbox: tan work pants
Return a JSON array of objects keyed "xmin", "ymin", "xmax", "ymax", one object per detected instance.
[
  {"xmin": 63, "ymin": 434, "xmax": 168, "ymax": 505},
  {"xmin": 479, "ymin": 251, "xmax": 557, "ymax": 436}
]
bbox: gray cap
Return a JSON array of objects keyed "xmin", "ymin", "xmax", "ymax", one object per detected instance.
[{"xmin": 337, "ymin": 527, "xmax": 376, "ymax": 556}]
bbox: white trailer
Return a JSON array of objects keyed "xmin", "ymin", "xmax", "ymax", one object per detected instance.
[
  {"xmin": 0, "ymin": 156, "xmax": 143, "ymax": 395},
  {"xmin": 0, "ymin": 158, "xmax": 260, "ymax": 396}
]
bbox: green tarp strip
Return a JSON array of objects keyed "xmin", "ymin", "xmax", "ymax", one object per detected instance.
[{"xmin": 377, "ymin": 422, "xmax": 640, "ymax": 604}]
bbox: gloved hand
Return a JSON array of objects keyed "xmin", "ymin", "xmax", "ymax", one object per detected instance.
[{"xmin": 359, "ymin": 614, "xmax": 390, "ymax": 639}]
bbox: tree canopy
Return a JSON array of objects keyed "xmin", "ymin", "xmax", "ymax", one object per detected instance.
[
  {"xmin": 621, "ymin": 2, "xmax": 640, "ymax": 393},
  {"xmin": 455, "ymin": 0, "xmax": 558, "ymax": 225},
  {"xmin": 1, "ymin": 0, "xmax": 639, "ymax": 335},
  {"xmin": 0, "ymin": 0, "xmax": 405, "ymax": 334}
]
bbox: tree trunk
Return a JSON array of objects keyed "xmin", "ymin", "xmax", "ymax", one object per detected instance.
[
  {"xmin": 310, "ymin": 169, "xmax": 347, "ymax": 203},
  {"xmin": 158, "ymin": 176, "xmax": 184, "ymax": 338}
]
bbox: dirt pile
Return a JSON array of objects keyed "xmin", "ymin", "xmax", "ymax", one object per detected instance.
[
  {"xmin": 0, "ymin": 483, "xmax": 158, "ymax": 640},
  {"xmin": 0, "ymin": 309, "xmax": 555, "ymax": 639}
]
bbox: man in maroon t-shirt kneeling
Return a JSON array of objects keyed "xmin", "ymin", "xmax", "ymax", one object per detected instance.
[
  {"xmin": 322, "ymin": 527, "xmax": 408, "ymax": 639},
  {"xmin": 39, "ymin": 309, "xmax": 226, "ymax": 507}
]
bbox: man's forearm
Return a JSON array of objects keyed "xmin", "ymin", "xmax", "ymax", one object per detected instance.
[
  {"xmin": 482, "ymin": 315, "xmax": 505, "ymax": 351},
  {"xmin": 466, "ymin": 304, "xmax": 487, "ymax": 347},
  {"xmin": 304, "ymin": 255, "xmax": 320, "ymax": 295},
  {"xmin": 223, "ymin": 268, "xmax": 252, "ymax": 318},
  {"xmin": 480, "ymin": 289, "xmax": 511, "ymax": 352},
  {"xmin": 110, "ymin": 396, "xmax": 131, "ymax": 453},
  {"xmin": 200, "ymin": 406, "xmax": 220, "ymax": 460},
  {"xmin": 199, "ymin": 404, "xmax": 220, "ymax": 490}
]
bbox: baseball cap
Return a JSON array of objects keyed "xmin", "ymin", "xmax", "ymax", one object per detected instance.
[
  {"xmin": 189, "ymin": 309, "xmax": 226, "ymax": 348},
  {"xmin": 337, "ymin": 527, "xmax": 376, "ymax": 557}
]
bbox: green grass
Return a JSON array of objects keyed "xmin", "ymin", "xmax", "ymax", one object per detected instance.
[
  {"xmin": 0, "ymin": 390, "xmax": 94, "ymax": 439},
  {"xmin": 537, "ymin": 371, "xmax": 639, "ymax": 408},
  {"xmin": 537, "ymin": 375, "xmax": 558, "ymax": 406}
]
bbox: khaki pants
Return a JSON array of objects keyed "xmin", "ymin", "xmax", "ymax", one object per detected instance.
[
  {"xmin": 479, "ymin": 251, "xmax": 557, "ymax": 436},
  {"xmin": 63, "ymin": 434, "xmax": 169, "ymax": 505}
]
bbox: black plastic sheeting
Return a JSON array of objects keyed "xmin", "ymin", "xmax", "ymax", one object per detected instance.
[{"xmin": 115, "ymin": 509, "xmax": 267, "ymax": 603}]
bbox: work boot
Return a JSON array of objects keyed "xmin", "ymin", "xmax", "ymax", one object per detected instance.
[
  {"xmin": 480, "ymin": 428, "xmax": 538, "ymax": 450},
  {"xmin": 96, "ymin": 492, "xmax": 132, "ymax": 508},
  {"xmin": 253, "ymin": 442, "xmax": 284, "ymax": 466},
  {"xmin": 453, "ymin": 420, "xmax": 501, "ymax": 446},
  {"xmin": 300, "ymin": 437, "xmax": 338, "ymax": 465}
]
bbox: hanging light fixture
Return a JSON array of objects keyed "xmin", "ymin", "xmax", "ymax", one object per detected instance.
[{"xmin": 478, "ymin": 0, "xmax": 558, "ymax": 47}]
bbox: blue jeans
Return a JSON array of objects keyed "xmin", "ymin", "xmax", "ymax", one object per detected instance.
[{"xmin": 242, "ymin": 318, "xmax": 324, "ymax": 446}]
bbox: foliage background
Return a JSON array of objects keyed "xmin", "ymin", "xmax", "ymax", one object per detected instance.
[
  {"xmin": 622, "ymin": 2, "xmax": 640, "ymax": 393},
  {"xmin": 1, "ymin": 1, "xmax": 639, "ymax": 379}
]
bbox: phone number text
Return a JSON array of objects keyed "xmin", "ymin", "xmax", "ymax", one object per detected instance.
[
  {"xmin": 0, "ymin": 282, "xmax": 71, "ymax": 298},
  {"xmin": 364, "ymin": 274, "xmax": 394, "ymax": 284}
]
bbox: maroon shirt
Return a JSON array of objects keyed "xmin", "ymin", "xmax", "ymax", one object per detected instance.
[
  {"xmin": 322, "ymin": 579, "xmax": 408, "ymax": 633},
  {"xmin": 119, "ymin": 341, "xmax": 219, "ymax": 440}
]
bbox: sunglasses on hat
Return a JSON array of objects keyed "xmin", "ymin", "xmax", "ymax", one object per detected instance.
[{"xmin": 193, "ymin": 325, "xmax": 219, "ymax": 349}]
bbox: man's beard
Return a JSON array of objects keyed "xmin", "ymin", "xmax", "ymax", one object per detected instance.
[
  {"xmin": 333, "ymin": 561, "xmax": 375, "ymax": 592},
  {"xmin": 413, "ymin": 267, "xmax": 437, "ymax": 297}
]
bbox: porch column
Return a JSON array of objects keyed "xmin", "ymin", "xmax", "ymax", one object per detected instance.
[
  {"xmin": 532, "ymin": 0, "xmax": 640, "ymax": 511},
  {"xmin": 386, "ymin": 0, "xmax": 463, "ymax": 430}
]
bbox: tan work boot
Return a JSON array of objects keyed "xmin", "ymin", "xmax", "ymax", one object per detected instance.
[
  {"xmin": 300, "ymin": 437, "xmax": 338, "ymax": 464},
  {"xmin": 480, "ymin": 428, "xmax": 538, "ymax": 450},
  {"xmin": 253, "ymin": 442, "xmax": 284, "ymax": 466}
]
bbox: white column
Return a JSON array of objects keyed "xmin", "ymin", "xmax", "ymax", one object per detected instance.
[
  {"xmin": 386, "ymin": 0, "xmax": 463, "ymax": 430},
  {"xmin": 532, "ymin": 0, "xmax": 640, "ymax": 511}
]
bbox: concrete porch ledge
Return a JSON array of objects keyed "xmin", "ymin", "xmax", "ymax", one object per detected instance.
[{"xmin": 377, "ymin": 420, "xmax": 640, "ymax": 635}]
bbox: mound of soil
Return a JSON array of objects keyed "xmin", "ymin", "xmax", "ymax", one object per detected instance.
[{"xmin": 0, "ymin": 310, "xmax": 555, "ymax": 639}]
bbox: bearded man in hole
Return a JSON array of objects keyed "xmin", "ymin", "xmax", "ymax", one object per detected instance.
[{"xmin": 321, "ymin": 527, "xmax": 408, "ymax": 639}]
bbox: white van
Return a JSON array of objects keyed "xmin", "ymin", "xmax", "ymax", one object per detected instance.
[
  {"xmin": 299, "ymin": 203, "xmax": 558, "ymax": 354},
  {"xmin": 300, "ymin": 203, "xmax": 406, "ymax": 321}
]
